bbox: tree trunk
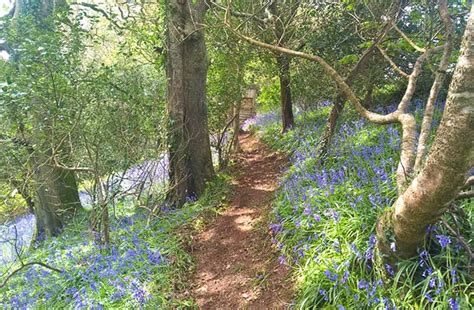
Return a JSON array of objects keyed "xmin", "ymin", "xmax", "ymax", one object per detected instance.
[
  {"xmin": 317, "ymin": 98, "xmax": 344, "ymax": 160},
  {"xmin": 315, "ymin": 22, "xmax": 392, "ymax": 158},
  {"xmin": 10, "ymin": 0, "xmax": 81, "ymax": 243},
  {"xmin": 277, "ymin": 55, "xmax": 295, "ymax": 133},
  {"xmin": 33, "ymin": 155, "xmax": 82, "ymax": 241},
  {"xmin": 377, "ymin": 9, "xmax": 474, "ymax": 259},
  {"xmin": 166, "ymin": 0, "xmax": 214, "ymax": 206},
  {"xmin": 232, "ymin": 101, "xmax": 242, "ymax": 153}
]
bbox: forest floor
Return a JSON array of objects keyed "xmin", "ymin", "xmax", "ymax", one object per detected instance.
[{"xmin": 190, "ymin": 132, "xmax": 293, "ymax": 309}]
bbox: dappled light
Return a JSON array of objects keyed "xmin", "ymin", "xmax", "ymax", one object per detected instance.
[{"xmin": 0, "ymin": 0, "xmax": 472, "ymax": 309}]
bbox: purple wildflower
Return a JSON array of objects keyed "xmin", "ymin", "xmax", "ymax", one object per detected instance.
[
  {"xmin": 435, "ymin": 235, "xmax": 451, "ymax": 248},
  {"xmin": 278, "ymin": 255, "xmax": 287, "ymax": 265},
  {"xmin": 385, "ymin": 264, "xmax": 395, "ymax": 277},
  {"xmin": 448, "ymin": 298, "xmax": 459, "ymax": 310}
]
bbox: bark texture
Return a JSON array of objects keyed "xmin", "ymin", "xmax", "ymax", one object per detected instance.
[
  {"xmin": 33, "ymin": 157, "xmax": 81, "ymax": 239},
  {"xmin": 383, "ymin": 7, "xmax": 474, "ymax": 258},
  {"xmin": 317, "ymin": 99, "xmax": 344, "ymax": 160},
  {"xmin": 166, "ymin": 0, "xmax": 214, "ymax": 206}
]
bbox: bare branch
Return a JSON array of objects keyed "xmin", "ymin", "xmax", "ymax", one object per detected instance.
[
  {"xmin": 51, "ymin": 156, "xmax": 94, "ymax": 173},
  {"xmin": 441, "ymin": 218, "xmax": 474, "ymax": 260},
  {"xmin": 397, "ymin": 45, "xmax": 444, "ymax": 113},
  {"xmin": 209, "ymin": 0, "xmax": 267, "ymax": 25},
  {"xmin": 393, "ymin": 24, "xmax": 426, "ymax": 52},
  {"xmin": 345, "ymin": 23, "xmax": 394, "ymax": 82},
  {"xmin": 463, "ymin": 176, "xmax": 474, "ymax": 189},
  {"xmin": 224, "ymin": 17, "xmax": 398, "ymax": 125},
  {"xmin": 376, "ymin": 45, "xmax": 409, "ymax": 78},
  {"xmin": 218, "ymin": 111, "xmax": 239, "ymax": 148},
  {"xmin": 0, "ymin": 261, "xmax": 62, "ymax": 289}
]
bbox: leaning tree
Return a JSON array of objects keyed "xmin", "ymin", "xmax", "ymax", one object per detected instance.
[{"xmin": 224, "ymin": 0, "xmax": 473, "ymax": 260}]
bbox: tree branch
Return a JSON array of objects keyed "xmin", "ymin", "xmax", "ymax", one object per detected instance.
[
  {"xmin": 393, "ymin": 24, "xmax": 426, "ymax": 52},
  {"xmin": 51, "ymin": 155, "xmax": 94, "ymax": 173},
  {"xmin": 440, "ymin": 218, "xmax": 474, "ymax": 260},
  {"xmin": 463, "ymin": 176, "xmax": 474, "ymax": 189},
  {"xmin": 414, "ymin": 0, "xmax": 454, "ymax": 172},
  {"xmin": 456, "ymin": 190, "xmax": 474, "ymax": 200},
  {"xmin": 376, "ymin": 45, "xmax": 409, "ymax": 78},
  {"xmin": 209, "ymin": 0, "xmax": 267, "ymax": 25},
  {"xmin": 71, "ymin": 2, "xmax": 124, "ymax": 30},
  {"xmin": 224, "ymin": 18, "xmax": 399, "ymax": 125},
  {"xmin": 0, "ymin": 261, "xmax": 62, "ymax": 289}
]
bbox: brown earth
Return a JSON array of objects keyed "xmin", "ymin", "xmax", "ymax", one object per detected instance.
[{"xmin": 190, "ymin": 132, "xmax": 293, "ymax": 309}]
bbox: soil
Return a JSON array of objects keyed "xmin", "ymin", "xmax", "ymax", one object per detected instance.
[{"xmin": 190, "ymin": 132, "xmax": 293, "ymax": 309}]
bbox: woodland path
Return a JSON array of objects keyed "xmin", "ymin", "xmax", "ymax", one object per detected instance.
[{"xmin": 190, "ymin": 133, "xmax": 292, "ymax": 309}]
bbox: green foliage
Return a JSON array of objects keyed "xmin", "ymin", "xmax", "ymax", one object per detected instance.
[
  {"xmin": 256, "ymin": 77, "xmax": 280, "ymax": 112},
  {"xmin": 0, "ymin": 3, "xmax": 166, "ymax": 218}
]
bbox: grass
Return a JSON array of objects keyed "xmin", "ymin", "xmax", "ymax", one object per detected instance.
[
  {"xmin": 0, "ymin": 174, "xmax": 231, "ymax": 309},
  {"xmin": 252, "ymin": 102, "xmax": 473, "ymax": 309}
]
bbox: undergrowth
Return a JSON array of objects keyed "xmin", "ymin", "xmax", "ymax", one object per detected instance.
[
  {"xmin": 0, "ymin": 174, "xmax": 231, "ymax": 309},
  {"xmin": 253, "ymin": 101, "xmax": 473, "ymax": 309}
]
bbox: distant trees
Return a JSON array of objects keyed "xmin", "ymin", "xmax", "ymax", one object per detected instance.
[
  {"xmin": 212, "ymin": 0, "xmax": 309, "ymax": 133},
  {"xmin": 224, "ymin": 0, "xmax": 473, "ymax": 260}
]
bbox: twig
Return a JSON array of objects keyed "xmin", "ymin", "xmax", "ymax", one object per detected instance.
[
  {"xmin": 440, "ymin": 218, "xmax": 474, "ymax": 261},
  {"xmin": 393, "ymin": 24, "xmax": 426, "ymax": 52},
  {"xmin": 1, "ymin": 226, "xmax": 62, "ymax": 289},
  {"xmin": 376, "ymin": 45, "xmax": 409, "ymax": 78},
  {"xmin": 0, "ymin": 262, "xmax": 62, "ymax": 289},
  {"xmin": 456, "ymin": 190, "xmax": 474, "ymax": 200}
]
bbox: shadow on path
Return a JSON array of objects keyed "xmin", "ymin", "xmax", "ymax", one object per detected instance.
[{"xmin": 190, "ymin": 132, "xmax": 292, "ymax": 309}]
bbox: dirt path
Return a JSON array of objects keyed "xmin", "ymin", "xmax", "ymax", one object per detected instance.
[{"xmin": 190, "ymin": 133, "xmax": 292, "ymax": 309}]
